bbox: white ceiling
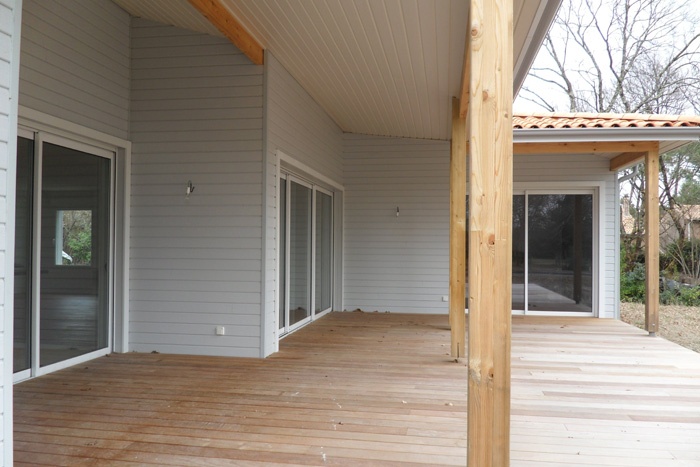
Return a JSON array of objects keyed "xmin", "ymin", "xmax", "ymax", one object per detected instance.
[{"xmin": 113, "ymin": 0, "xmax": 561, "ymax": 141}]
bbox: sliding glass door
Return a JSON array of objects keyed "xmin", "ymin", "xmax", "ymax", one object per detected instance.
[
  {"xmin": 526, "ymin": 194, "xmax": 593, "ymax": 312},
  {"xmin": 466, "ymin": 190, "xmax": 595, "ymax": 314},
  {"xmin": 279, "ymin": 174, "xmax": 334, "ymax": 335},
  {"xmin": 14, "ymin": 133, "xmax": 113, "ymax": 379}
]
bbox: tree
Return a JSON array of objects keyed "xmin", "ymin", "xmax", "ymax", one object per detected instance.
[{"xmin": 519, "ymin": 0, "xmax": 700, "ymax": 275}]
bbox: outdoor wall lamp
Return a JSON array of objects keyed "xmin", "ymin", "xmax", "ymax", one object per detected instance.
[{"xmin": 186, "ymin": 180, "xmax": 195, "ymax": 199}]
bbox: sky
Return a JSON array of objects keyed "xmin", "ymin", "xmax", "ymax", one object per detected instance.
[{"xmin": 513, "ymin": 0, "xmax": 700, "ymax": 115}]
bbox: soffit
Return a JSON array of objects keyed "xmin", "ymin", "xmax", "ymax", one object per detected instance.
[{"xmin": 112, "ymin": 0, "xmax": 560, "ymax": 141}]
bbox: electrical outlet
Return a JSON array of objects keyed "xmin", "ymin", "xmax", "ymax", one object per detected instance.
[{"xmin": 215, "ymin": 326, "xmax": 225, "ymax": 336}]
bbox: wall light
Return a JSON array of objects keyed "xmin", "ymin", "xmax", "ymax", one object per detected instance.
[{"xmin": 186, "ymin": 180, "xmax": 195, "ymax": 199}]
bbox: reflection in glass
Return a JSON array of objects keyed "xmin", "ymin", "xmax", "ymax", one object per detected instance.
[
  {"xmin": 279, "ymin": 178, "xmax": 287, "ymax": 331},
  {"xmin": 289, "ymin": 181, "xmax": 312, "ymax": 326},
  {"xmin": 40, "ymin": 143, "xmax": 111, "ymax": 367},
  {"xmin": 512, "ymin": 195, "xmax": 526, "ymax": 310},
  {"xmin": 527, "ymin": 194, "xmax": 593, "ymax": 312},
  {"xmin": 315, "ymin": 192, "xmax": 333, "ymax": 313},
  {"xmin": 14, "ymin": 137, "xmax": 34, "ymax": 373}
]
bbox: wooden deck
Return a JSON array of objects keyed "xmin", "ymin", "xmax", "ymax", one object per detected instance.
[{"xmin": 14, "ymin": 312, "xmax": 700, "ymax": 466}]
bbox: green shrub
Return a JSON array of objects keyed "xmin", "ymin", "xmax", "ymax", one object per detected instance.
[
  {"xmin": 620, "ymin": 263, "xmax": 645, "ymax": 302},
  {"xmin": 677, "ymin": 286, "xmax": 700, "ymax": 306}
]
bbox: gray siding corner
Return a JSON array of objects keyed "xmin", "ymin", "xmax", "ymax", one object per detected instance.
[
  {"xmin": 262, "ymin": 52, "xmax": 343, "ymax": 356},
  {"xmin": 1, "ymin": 1, "xmax": 22, "ymax": 465}
]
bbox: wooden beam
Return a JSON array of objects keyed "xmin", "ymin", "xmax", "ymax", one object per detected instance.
[
  {"xmin": 645, "ymin": 145, "xmax": 660, "ymax": 335},
  {"xmin": 467, "ymin": 0, "xmax": 512, "ymax": 464},
  {"xmin": 188, "ymin": 0, "xmax": 264, "ymax": 65},
  {"xmin": 514, "ymin": 141, "xmax": 658, "ymax": 156},
  {"xmin": 459, "ymin": 28, "xmax": 472, "ymax": 118},
  {"xmin": 450, "ymin": 97, "xmax": 467, "ymax": 358},
  {"xmin": 610, "ymin": 151, "xmax": 647, "ymax": 171}
]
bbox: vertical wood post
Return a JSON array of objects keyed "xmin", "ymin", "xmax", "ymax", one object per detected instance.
[
  {"xmin": 645, "ymin": 146, "xmax": 660, "ymax": 335},
  {"xmin": 450, "ymin": 97, "xmax": 467, "ymax": 358},
  {"xmin": 467, "ymin": 0, "xmax": 513, "ymax": 465},
  {"xmin": 573, "ymin": 196, "xmax": 583, "ymax": 304}
]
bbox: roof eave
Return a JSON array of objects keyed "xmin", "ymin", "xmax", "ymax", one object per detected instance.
[
  {"xmin": 513, "ymin": 0, "xmax": 563, "ymax": 95},
  {"xmin": 513, "ymin": 127, "xmax": 700, "ymax": 144}
]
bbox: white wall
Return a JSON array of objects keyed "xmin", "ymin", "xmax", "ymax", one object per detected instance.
[
  {"xmin": 263, "ymin": 52, "xmax": 343, "ymax": 356},
  {"xmin": 19, "ymin": 0, "xmax": 130, "ymax": 139},
  {"xmin": 343, "ymin": 134, "xmax": 618, "ymax": 317},
  {"xmin": 129, "ymin": 19, "xmax": 264, "ymax": 357},
  {"xmin": 1, "ymin": 1, "xmax": 22, "ymax": 464},
  {"xmin": 344, "ymin": 134, "xmax": 450, "ymax": 313}
]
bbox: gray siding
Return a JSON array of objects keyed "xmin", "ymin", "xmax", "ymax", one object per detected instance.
[
  {"xmin": 343, "ymin": 134, "xmax": 618, "ymax": 317},
  {"xmin": 129, "ymin": 19, "xmax": 264, "ymax": 357},
  {"xmin": 263, "ymin": 53, "xmax": 343, "ymax": 356},
  {"xmin": 19, "ymin": 0, "xmax": 130, "ymax": 139},
  {"xmin": 1, "ymin": 0, "xmax": 21, "ymax": 464},
  {"xmin": 343, "ymin": 134, "xmax": 450, "ymax": 313}
]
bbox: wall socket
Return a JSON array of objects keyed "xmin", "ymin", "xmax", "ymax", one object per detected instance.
[{"xmin": 215, "ymin": 326, "xmax": 225, "ymax": 336}]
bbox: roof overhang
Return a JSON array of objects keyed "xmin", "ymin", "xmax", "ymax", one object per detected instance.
[
  {"xmin": 514, "ymin": 127, "xmax": 700, "ymax": 171},
  {"xmin": 112, "ymin": 0, "xmax": 562, "ymax": 141}
]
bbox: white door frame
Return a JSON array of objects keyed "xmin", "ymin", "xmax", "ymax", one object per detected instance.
[{"xmin": 14, "ymin": 108, "xmax": 131, "ymax": 382}]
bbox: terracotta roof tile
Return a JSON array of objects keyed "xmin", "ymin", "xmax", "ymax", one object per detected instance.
[{"xmin": 513, "ymin": 112, "xmax": 700, "ymax": 129}]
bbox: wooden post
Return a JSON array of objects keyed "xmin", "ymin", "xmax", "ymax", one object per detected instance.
[
  {"xmin": 467, "ymin": 0, "xmax": 513, "ymax": 465},
  {"xmin": 573, "ymin": 196, "xmax": 583, "ymax": 304},
  {"xmin": 450, "ymin": 97, "xmax": 467, "ymax": 358},
  {"xmin": 645, "ymin": 146, "xmax": 660, "ymax": 335}
]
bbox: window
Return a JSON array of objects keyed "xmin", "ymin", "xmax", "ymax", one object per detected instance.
[{"xmin": 55, "ymin": 210, "xmax": 93, "ymax": 266}]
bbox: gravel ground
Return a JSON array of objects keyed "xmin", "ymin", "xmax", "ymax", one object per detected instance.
[{"xmin": 620, "ymin": 302, "xmax": 700, "ymax": 353}]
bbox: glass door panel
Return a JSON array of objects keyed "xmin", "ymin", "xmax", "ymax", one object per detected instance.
[
  {"xmin": 512, "ymin": 195, "xmax": 526, "ymax": 310},
  {"xmin": 14, "ymin": 137, "xmax": 34, "ymax": 373},
  {"xmin": 314, "ymin": 191, "xmax": 333, "ymax": 313},
  {"xmin": 40, "ymin": 142, "xmax": 111, "ymax": 367},
  {"xmin": 279, "ymin": 177, "xmax": 287, "ymax": 332},
  {"xmin": 289, "ymin": 180, "xmax": 312, "ymax": 327},
  {"xmin": 527, "ymin": 194, "xmax": 593, "ymax": 312}
]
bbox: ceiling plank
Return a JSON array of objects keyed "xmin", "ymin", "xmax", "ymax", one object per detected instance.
[{"xmin": 187, "ymin": 0, "xmax": 264, "ymax": 65}]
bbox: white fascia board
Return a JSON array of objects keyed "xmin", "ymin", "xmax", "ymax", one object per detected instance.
[
  {"xmin": 513, "ymin": 127, "xmax": 700, "ymax": 145},
  {"xmin": 513, "ymin": 0, "xmax": 563, "ymax": 95}
]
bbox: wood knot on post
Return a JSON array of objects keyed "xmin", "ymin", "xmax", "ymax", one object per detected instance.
[
  {"xmin": 471, "ymin": 26, "xmax": 479, "ymax": 38},
  {"xmin": 488, "ymin": 234, "xmax": 495, "ymax": 246},
  {"xmin": 482, "ymin": 90, "xmax": 489, "ymax": 101}
]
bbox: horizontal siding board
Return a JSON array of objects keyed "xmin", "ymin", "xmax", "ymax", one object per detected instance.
[
  {"xmin": 132, "ymin": 74, "xmax": 262, "ymax": 90},
  {"xmin": 19, "ymin": 0, "xmax": 130, "ymax": 138},
  {"xmin": 130, "ymin": 19, "xmax": 264, "ymax": 357},
  {"xmin": 130, "ymin": 301, "xmax": 260, "ymax": 315}
]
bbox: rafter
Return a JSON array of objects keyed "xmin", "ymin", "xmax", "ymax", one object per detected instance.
[
  {"xmin": 188, "ymin": 0, "xmax": 264, "ymax": 65},
  {"xmin": 609, "ymin": 151, "xmax": 647, "ymax": 171}
]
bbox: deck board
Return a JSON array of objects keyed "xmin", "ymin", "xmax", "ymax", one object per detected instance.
[{"xmin": 14, "ymin": 312, "xmax": 700, "ymax": 466}]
